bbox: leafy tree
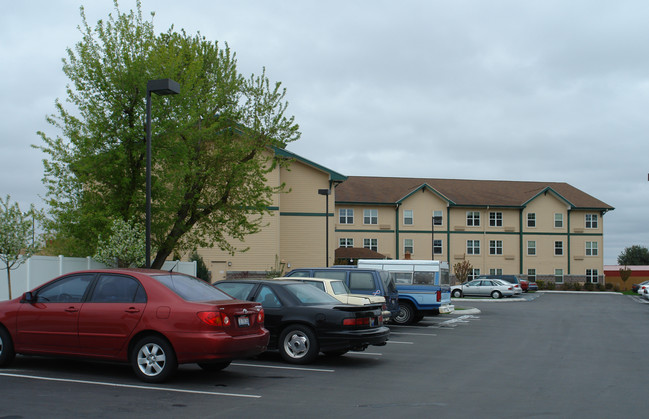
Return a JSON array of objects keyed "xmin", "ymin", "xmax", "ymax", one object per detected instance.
[
  {"xmin": 0, "ymin": 196, "xmax": 40, "ymax": 299},
  {"xmin": 190, "ymin": 251, "xmax": 209, "ymax": 282},
  {"xmin": 617, "ymin": 245, "xmax": 649, "ymax": 266},
  {"xmin": 453, "ymin": 258, "xmax": 472, "ymax": 285},
  {"xmin": 34, "ymin": 1, "xmax": 300, "ymax": 268},
  {"xmin": 94, "ymin": 217, "xmax": 146, "ymax": 268}
]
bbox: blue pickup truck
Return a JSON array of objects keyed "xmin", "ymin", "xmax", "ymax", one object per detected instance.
[{"xmin": 357, "ymin": 259, "xmax": 454, "ymax": 325}]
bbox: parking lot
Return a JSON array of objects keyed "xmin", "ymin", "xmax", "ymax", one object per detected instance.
[{"xmin": 1, "ymin": 292, "xmax": 648, "ymax": 418}]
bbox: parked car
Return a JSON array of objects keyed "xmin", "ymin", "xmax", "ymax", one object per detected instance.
[
  {"xmin": 214, "ymin": 279, "xmax": 390, "ymax": 364},
  {"xmin": 284, "ymin": 267, "xmax": 400, "ymax": 319},
  {"xmin": 642, "ymin": 288, "xmax": 649, "ymax": 301},
  {"xmin": 527, "ymin": 280, "xmax": 539, "ymax": 291},
  {"xmin": 274, "ymin": 277, "xmax": 391, "ymax": 320},
  {"xmin": 0, "ymin": 269, "xmax": 270, "ymax": 383},
  {"xmin": 451, "ymin": 279, "xmax": 515, "ymax": 299},
  {"xmin": 632, "ymin": 280, "xmax": 649, "ymax": 294},
  {"xmin": 476, "ymin": 275, "xmax": 522, "ymax": 294}
]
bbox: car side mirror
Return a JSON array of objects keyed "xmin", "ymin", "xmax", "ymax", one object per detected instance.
[{"xmin": 21, "ymin": 292, "xmax": 35, "ymax": 303}]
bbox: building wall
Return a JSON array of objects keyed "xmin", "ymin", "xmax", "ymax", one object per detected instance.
[{"xmin": 334, "ymin": 188, "xmax": 606, "ymax": 279}]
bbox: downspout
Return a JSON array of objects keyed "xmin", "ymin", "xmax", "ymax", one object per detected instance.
[
  {"xmin": 519, "ymin": 208, "xmax": 524, "ymax": 274},
  {"xmin": 446, "ymin": 206, "xmax": 451, "ymax": 266},
  {"xmin": 567, "ymin": 208, "xmax": 572, "ymax": 275},
  {"xmin": 395, "ymin": 204, "xmax": 400, "ymax": 259}
]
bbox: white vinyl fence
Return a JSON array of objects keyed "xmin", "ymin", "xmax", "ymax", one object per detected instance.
[{"xmin": 0, "ymin": 255, "xmax": 196, "ymax": 301}]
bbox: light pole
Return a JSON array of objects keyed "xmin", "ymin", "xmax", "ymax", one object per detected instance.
[
  {"xmin": 318, "ymin": 188, "xmax": 331, "ymax": 267},
  {"xmin": 146, "ymin": 79, "xmax": 180, "ymax": 268},
  {"xmin": 432, "ymin": 215, "xmax": 442, "ymax": 260}
]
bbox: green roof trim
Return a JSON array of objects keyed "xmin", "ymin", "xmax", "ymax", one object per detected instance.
[
  {"xmin": 273, "ymin": 147, "xmax": 347, "ymax": 182},
  {"xmin": 522, "ymin": 187, "xmax": 573, "ymax": 208},
  {"xmin": 397, "ymin": 183, "xmax": 456, "ymax": 205}
]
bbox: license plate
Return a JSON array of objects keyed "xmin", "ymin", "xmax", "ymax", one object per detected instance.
[{"xmin": 237, "ymin": 316, "xmax": 250, "ymax": 327}]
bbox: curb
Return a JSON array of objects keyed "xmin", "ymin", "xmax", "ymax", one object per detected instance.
[{"xmin": 449, "ymin": 307, "xmax": 481, "ymax": 315}]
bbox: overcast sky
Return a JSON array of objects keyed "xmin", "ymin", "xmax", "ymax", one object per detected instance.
[{"xmin": 2, "ymin": 0, "xmax": 648, "ymax": 265}]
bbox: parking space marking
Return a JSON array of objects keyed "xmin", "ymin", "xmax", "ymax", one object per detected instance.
[
  {"xmin": 0, "ymin": 372, "xmax": 261, "ymax": 398},
  {"xmin": 389, "ymin": 331, "xmax": 437, "ymax": 336},
  {"xmin": 349, "ymin": 351, "xmax": 383, "ymax": 356},
  {"xmin": 386, "ymin": 340, "xmax": 414, "ymax": 345},
  {"xmin": 232, "ymin": 362, "xmax": 334, "ymax": 373}
]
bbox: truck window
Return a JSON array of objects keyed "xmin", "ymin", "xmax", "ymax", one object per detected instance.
[
  {"xmin": 314, "ymin": 270, "xmax": 346, "ymax": 280},
  {"xmin": 413, "ymin": 272, "xmax": 434, "ymax": 285},
  {"xmin": 349, "ymin": 272, "xmax": 375, "ymax": 290},
  {"xmin": 394, "ymin": 272, "xmax": 412, "ymax": 284}
]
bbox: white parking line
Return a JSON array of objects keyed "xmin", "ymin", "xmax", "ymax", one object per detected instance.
[
  {"xmin": 231, "ymin": 362, "xmax": 334, "ymax": 373},
  {"xmin": 389, "ymin": 332, "xmax": 437, "ymax": 336},
  {"xmin": 348, "ymin": 351, "xmax": 383, "ymax": 356},
  {"xmin": 386, "ymin": 340, "xmax": 414, "ymax": 345},
  {"xmin": 0, "ymin": 372, "xmax": 261, "ymax": 398}
]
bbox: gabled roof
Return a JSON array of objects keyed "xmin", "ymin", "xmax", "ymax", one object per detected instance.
[
  {"xmin": 334, "ymin": 176, "xmax": 614, "ymax": 211},
  {"xmin": 274, "ymin": 147, "xmax": 347, "ymax": 182}
]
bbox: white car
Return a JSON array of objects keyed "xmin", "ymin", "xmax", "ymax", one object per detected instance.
[
  {"xmin": 451, "ymin": 279, "xmax": 515, "ymax": 299},
  {"xmin": 273, "ymin": 277, "xmax": 391, "ymax": 320},
  {"xmin": 642, "ymin": 288, "xmax": 649, "ymax": 301}
]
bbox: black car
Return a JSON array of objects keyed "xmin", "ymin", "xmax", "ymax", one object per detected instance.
[{"xmin": 214, "ymin": 279, "xmax": 390, "ymax": 364}]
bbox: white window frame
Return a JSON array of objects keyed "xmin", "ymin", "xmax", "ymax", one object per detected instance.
[
  {"xmin": 403, "ymin": 210, "xmax": 413, "ymax": 225},
  {"xmin": 555, "ymin": 269, "xmax": 564, "ymax": 283},
  {"xmin": 527, "ymin": 269, "xmax": 536, "ymax": 280},
  {"xmin": 585, "ymin": 214, "xmax": 598, "ymax": 229},
  {"xmin": 489, "ymin": 240, "xmax": 503, "ymax": 255},
  {"xmin": 404, "ymin": 238, "xmax": 414, "ymax": 255},
  {"xmin": 339, "ymin": 238, "xmax": 353, "ymax": 248},
  {"xmin": 467, "ymin": 240, "xmax": 480, "ymax": 255},
  {"xmin": 489, "ymin": 268, "xmax": 503, "ymax": 275},
  {"xmin": 554, "ymin": 241, "xmax": 563, "ymax": 256},
  {"xmin": 433, "ymin": 210, "xmax": 443, "ymax": 226},
  {"xmin": 489, "ymin": 212, "xmax": 503, "ymax": 227},
  {"xmin": 469, "ymin": 269, "xmax": 481, "ymax": 281},
  {"xmin": 467, "ymin": 211, "xmax": 480, "ymax": 227},
  {"xmin": 586, "ymin": 269, "xmax": 599, "ymax": 283},
  {"xmin": 363, "ymin": 238, "xmax": 378, "ymax": 251},
  {"xmin": 433, "ymin": 239, "xmax": 443, "ymax": 255},
  {"xmin": 363, "ymin": 209, "xmax": 378, "ymax": 225},
  {"xmin": 554, "ymin": 213, "xmax": 563, "ymax": 228},
  {"xmin": 339, "ymin": 208, "xmax": 354, "ymax": 224},
  {"xmin": 586, "ymin": 241, "xmax": 598, "ymax": 256},
  {"xmin": 527, "ymin": 213, "xmax": 536, "ymax": 228},
  {"xmin": 527, "ymin": 240, "xmax": 536, "ymax": 256}
]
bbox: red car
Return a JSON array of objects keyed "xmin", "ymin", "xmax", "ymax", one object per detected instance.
[{"xmin": 0, "ymin": 269, "xmax": 269, "ymax": 383}]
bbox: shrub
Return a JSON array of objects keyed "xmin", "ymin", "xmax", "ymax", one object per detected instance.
[
  {"xmin": 597, "ymin": 283, "xmax": 605, "ymax": 291},
  {"xmin": 584, "ymin": 282, "xmax": 594, "ymax": 291},
  {"xmin": 547, "ymin": 282, "xmax": 556, "ymax": 290},
  {"xmin": 613, "ymin": 284, "xmax": 620, "ymax": 292},
  {"xmin": 605, "ymin": 283, "xmax": 613, "ymax": 290},
  {"xmin": 536, "ymin": 280, "xmax": 546, "ymax": 290},
  {"xmin": 573, "ymin": 282, "xmax": 582, "ymax": 291}
]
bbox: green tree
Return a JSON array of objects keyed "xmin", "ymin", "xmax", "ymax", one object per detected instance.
[
  {"xmin": 35, "ymin": 1, "xmax": 300, "ymax": 268},
  {"xmin": 190, "ymin": 251, "xmax": 209, "ymax": 282},
  {"xmin": 94, "ymin": 217, "xmax": 146, "ymax": 268},
  {"xmin": 453, "ymin": 258, "xmax": 473, "ymax": 284},
  {"xmin": 0, "ymin": 196, "xmax": 40, "ymax": 299},
  {"xmin": 617, "ymin": 245, "xmax": 649, "ymax": 265}
]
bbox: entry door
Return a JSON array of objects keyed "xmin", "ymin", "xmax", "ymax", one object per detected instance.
[{"xmin": 211, "ymin": 261, "xmax": 228, "ymax": 283}]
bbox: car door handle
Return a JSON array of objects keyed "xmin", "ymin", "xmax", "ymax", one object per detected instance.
[
  {"xmin": 65, "ymin": 306, "xmax": 79, "ymax": 313},
  {"xmin": 125, "ymin": 308, "xmax": 140, "ymax": 313}
]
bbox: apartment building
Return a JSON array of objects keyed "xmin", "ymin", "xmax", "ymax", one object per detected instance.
[{"xmin": 334, "ymin": 176, "xmax": 614, "ymax": 283}]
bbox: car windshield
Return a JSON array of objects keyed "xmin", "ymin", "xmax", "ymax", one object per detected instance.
[
  {"xmin": 284, "ymin": 283, "xmax": 340, "ymax": 305},
  {"xmin": 153, "ymin": 273, "xmax": 233, "ymax": 302},
  {"xmin": 380, "ymin": 271, "xmax": 398, "ymax": 293}
]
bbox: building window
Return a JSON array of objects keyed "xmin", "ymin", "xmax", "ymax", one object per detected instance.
[
  {"xmin": 363, "ymin": 209, "xmax": 378, "ymax": 225},
  {"xmin": 433, "ymin": 239, "xmax": 443, "ymax": 255},
  {"xmin": 527, "ymin": 240, "xmax": 536, "ymax": 256},
  {"xmin": 586, "ymin": 214, "xmax": 598, "ymax": 229},
  {"xmin": 489, "ymin": 240, "xmax": 503, "ymax": 255},
  {"xmin": 527, "ymin": 269, "xmax": 536, "ymax": 281},
  {"xmin": 489, "ymin": 212, "xmax": 503, "ymax": 227},
  {"xmin": 554, "ymin": 241, "xmax": 563, "ymax": 256},
  {"xmin": 339, "ymin": 208, "xmax": 354, "ymax": 224},
  {"xmin": 339, "ymin": 238, "xmax": 353, "ymax": 248},
  {"xmin": 527, "ymin": 213, "xmax": 536, "ymax": 227},
  {"xmin": 555, "ymin": 213, "xmax": 563, "ymax": 228},
  {"xmin": 403, "ymin": 210, "xmax": 413, "ymax": 225},
  {"xmin": 404, "ymin": 239, "xmax": 414, "ymax": 255},
  {"xmin": 469, "ymin": 269, "xmax": 480, "ymax": 281},
  {"xmin": 489, "ymin": 268, "xmax": 503, "ymax": 275},
  {"xmin": 433, "ymin": 210, "xmax": 443, "ymax": 225},
  {"xmin": 586, "ymin": 269, "xmax": 599, "ymax": 283},
  {"xmin": 555, "ymin": 269, "xmax": 564, "ymax": 283},
  {"xmin": 467, "ymin": 240, "xmax": 480, "ymax": 255},
  {"xmin": 586, "ymin": 241, "xmax": 598, "ymax": 256},
  {"xmin": 467, "ymin": 211, "xmax": 480, "ymax": 227},
  {"xmin": 363, "ymin": 238, "xmax": 378, "ymax": 252}
]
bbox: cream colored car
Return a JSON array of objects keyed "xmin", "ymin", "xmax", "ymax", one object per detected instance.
[{"xmin": 273, "ymin": 277, "xmax": 391, "ymax": 320}]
